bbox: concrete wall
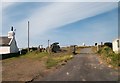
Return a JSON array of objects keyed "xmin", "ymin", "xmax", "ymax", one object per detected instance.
[
  {"xmin": 0, "ymin": 46, "xmax": 10, "ymax": 54},
  {"xmin": 112, "ymin": 39, "xmax": 120, "ymax": 53}
]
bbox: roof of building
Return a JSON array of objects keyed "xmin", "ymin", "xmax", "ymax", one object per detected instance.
[{"xmin": 0, "ymin": 36, "xmax": 12, "ymax": 46}]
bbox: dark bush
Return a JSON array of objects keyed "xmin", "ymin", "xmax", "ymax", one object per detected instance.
[
  {"xmin": 104, "ymin": 42, "xmax": 112, "ymax": 48},
  {"xmin": 21, "ymin": 49, "xmax": 28, "ymax": 55},
  {"xmin": 50, "ymin": 42, "xmax": 61, "ymax": 53}
]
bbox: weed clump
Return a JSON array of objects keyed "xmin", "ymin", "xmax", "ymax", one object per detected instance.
[
  {"xmin": 46, "ymin": 55, "xmax": 73, "ymax": 69},
  {"xmin": 98, "ymin": 46, "xmax": 120, "ymax": 67}
]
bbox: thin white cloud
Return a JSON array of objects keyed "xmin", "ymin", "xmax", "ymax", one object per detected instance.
[
  {"xmin": 3, "ymin": 2, "xmax": 118, "ymax": 48},
  {"xmin": 20, "ymin": 2, "xmax": 117, "ymax": 37}
]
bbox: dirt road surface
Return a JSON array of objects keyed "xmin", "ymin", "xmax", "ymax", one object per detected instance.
[{"xmin": 35, "ymin": 47, "xmax": 119, "ymax": 81}]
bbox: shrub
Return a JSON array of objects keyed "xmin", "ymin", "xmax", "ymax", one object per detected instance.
[
  {"xmin": 109, "ymin": 53, "xmax": 120, "ymax": 66},
  {"xmin": 98, "ymin": 46, "xmax": 119, "ymax": 67}
]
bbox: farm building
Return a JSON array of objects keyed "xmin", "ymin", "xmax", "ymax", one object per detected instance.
[
  {"xmin": 0, "ymin": 27, "xmax": 19, "ymax": 54},
  {"xmin": 112, "ymin": 38, "xmax": 120, "ymax": 53}
]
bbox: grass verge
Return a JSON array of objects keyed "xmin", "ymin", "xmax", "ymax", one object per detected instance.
[
  {"xmin": 98, "ymin": 46, "xmax": 120, "ymax": 67},
  {"xmin": 45, "ymin": 54, "xmax": 73, "ymax": 69},
  {"xmin": 4, "ymin": 47, "xmax": 75, "ymax": 69},
  {"xmin": 20, "ymin": 51, "xmax": 48, "ymax": 59}
]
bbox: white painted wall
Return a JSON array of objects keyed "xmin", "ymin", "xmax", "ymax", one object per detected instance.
[
  {"xmin": 10, "ymin": 38, "xmax": 19, "ymax": 53},
  {"xmin": 0, "ymin": 38, "xmax": 19, "ymax": 54},
  {"xmin": 0, "ymin": 46, "xmax": 10, "ymax": 54},
  {"xmin": 112, "ymin": 38, "xmax": 120, "ymax": 53}
]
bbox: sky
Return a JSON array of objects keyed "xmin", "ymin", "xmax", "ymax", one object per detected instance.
[{"xmin": 1, "ymin": 1, "xmax": 119, "ymax": 48}]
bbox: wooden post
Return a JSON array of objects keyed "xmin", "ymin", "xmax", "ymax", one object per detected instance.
[{"xmin": 97, "ymin": 44, "xmax": 98, "ymax": 52}]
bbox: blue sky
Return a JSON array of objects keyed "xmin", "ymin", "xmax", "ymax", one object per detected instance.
[{"xmin": 2, "ymin": 2, "xmax": 119, "ymax": 48}]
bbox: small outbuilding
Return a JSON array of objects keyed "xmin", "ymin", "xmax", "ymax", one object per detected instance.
[
  {"xmin": 0, "ymin": 27, "xmax": 19, "ymax": 54},
  {"xmin": 112, "ymin": 38, "xmax": 120, "ymax": 54}
]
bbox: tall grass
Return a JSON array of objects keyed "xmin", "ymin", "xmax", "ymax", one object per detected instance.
[
  {"xmin": 98, "ymin": 46, "xmax": 120, "ymax": 67},
  {"xmin": 19, "ymin": 51, "xmax": 48, "ymax": 59},
  {"xmin": 5, "ymin": 47, "xmax": 74, "ymax": 69},
  {"xmin": 45, "ymin": 47, "xmax": 74, "ymax": 69},
  {"xmin": 45, "ymin": 54, "xmax": 73, "ymax": 69}
]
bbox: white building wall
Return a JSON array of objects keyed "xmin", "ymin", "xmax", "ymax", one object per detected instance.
[
  {"xmin": 0, "ymin": 46, "xmax": 10, "ymax": 54},
  {"xmin": 10, "ymin": 38, "xmax": 19, "ymax": 53},
  {"xmin": 112, "ymin": 39, "xmax": 120, "ymax": 53}
]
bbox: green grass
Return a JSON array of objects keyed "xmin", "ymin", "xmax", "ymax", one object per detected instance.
[
  {"xmin": 91, "ymin": 46, "xmax": 97, "ymax": 53},
  {"xmin": 46, "ymin": 58, "xmax": 58, "ymax": 68},
  {"xmin": 19, "ymin": 51, "xmax": 48, "ymax": 59},
  {"xmin": 46, "ymin": 54, "xmax": 73, "ymax": 69},
  {"xmin": 4, "ymin": 51, "xmax": 49, "ymax": 61},
  {"xmin": 108, "ymin": 53, "xmax": 120, "ymax": 66},
  {"xmin": 98, "ymin": 46, "xmax": 120, "ymax": 67},
  {"xmin": 45, "ymin": 47, "xmax": 75, "ymax": 69},
  {"xmin": 4, "ymin": 47, "xmax": 74, "ymax": 69}
]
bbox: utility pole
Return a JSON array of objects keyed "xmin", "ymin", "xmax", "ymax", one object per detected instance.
[
  {"xmin": 48, "ymin": 40, "xmax": 50, "ymax": 53},
  {"xmin": 28, "ymin": 21, "xmax": 30, "ymax": 52}
]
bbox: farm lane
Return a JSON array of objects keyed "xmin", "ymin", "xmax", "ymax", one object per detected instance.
[{"xmin": 35, "ymin": 47, "xmax": 118, "ymax": 81}]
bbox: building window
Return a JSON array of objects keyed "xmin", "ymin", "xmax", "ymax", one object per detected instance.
[{"xmin": 117, "ymin": 40, "xmax": 119, "ymax": 48}]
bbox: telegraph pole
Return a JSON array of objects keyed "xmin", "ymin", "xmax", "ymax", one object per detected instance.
[
  {"xmin": 28, "ymin": 21, "xmax": 30, "ymax": 52},
  {"xmin": 48, "ymin": 40, "xmax": 50, "ymax": 53}
]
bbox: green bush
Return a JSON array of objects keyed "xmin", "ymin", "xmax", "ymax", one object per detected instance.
[
  {"xmin": 109, "ymin": 53, "xmax": 120, "ymax": 66},
  {"xmin": 98, "ymin": 46, "xmax": 119, "ymax": 67}
]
